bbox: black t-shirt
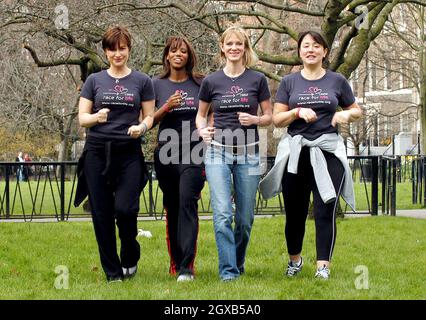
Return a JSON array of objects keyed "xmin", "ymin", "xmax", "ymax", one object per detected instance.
[
  {"xmin": 275, "ymin": 70, "xmax": 355, "ymax": 140},
  {"xmin": 80, "ymin": 70, "xmax": 155, "ymax": 140},
  {"xmin": 153, "ymin": 77, "xmax": 201, "ymax": 150},
  {"xmin": 199, "ymin": 69, "xmax": 271, "ymax": 145}
]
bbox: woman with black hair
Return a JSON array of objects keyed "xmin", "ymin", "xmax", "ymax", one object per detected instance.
[
  {"xmin": 260, "ymin": 31, "xmax": 362, "ymax": 280},
  {"xmin": 152, "ymin": 36, "xmax": 205, "ymax": 282}
]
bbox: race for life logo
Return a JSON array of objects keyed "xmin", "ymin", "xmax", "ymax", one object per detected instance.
[
  {"xmin": 220, "ymin": 86, "xmax": 249, "ymax": 108},
  {"xmin": 102, "ymin": 84, "xmax": 134, "ymax": 105},
  {"xmin": 298, "ymin": 86, "xmax": 330, "ymax": 105},
  {"xmin": 169, "ymin": 90, "xmax": 195, "ymax": 112}
]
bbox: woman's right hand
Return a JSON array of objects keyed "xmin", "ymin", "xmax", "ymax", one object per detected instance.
[
  {"xmin": 298, "ymin": 107, "xmax": 317, "ymax": 123},
  {"xmin": 165, "ymin": 90, "xmax": 182, "ymax": 111},
  {"xmin": 198, "ymin": 126, "xmax": 215, "ymax": 144},
  {"xmin": 96, "ymin": 108, "xmax": 110, "ymax": 123}
]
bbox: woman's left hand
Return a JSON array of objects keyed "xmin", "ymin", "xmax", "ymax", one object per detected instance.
[
  {"xmin": 127, "ymin": 124, "xmax": 146, "ymax": 138},
  {"xmin": 331, "ymin": 111, "xmax": 351, "ymax": 127},
  {"xmin": 237, "ymin": 112, "xmax": 259, "ymax": 126}
]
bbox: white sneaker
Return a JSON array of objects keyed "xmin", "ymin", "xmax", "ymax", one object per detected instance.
[
  {"xmin": 122, "ymin": 265, "xmax": 137, "ymax": 279},
  {"xmin": 315, "ymin": 265, "xmax": 330, "ymax": 280},
  {"xmin": 285, "ymin": 257, "xmax": 303, "ymax": 277},
  {"xmin": 177, "ymin": 274, "xmax": 194, "ymax": 282}
]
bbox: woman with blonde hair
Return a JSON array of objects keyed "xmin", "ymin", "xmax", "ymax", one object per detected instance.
[{"xmin": 196, "ymin": 26, "xmax": 272, "ymax": 281}]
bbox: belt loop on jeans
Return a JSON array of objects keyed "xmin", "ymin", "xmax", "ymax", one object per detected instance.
[
  {"xmin": 232, "ymin": 145, "xmax": 239, "ymax": 155},
  {"xmin": 210, "ymin": 143, "xmax": 257, "ymax": 156}
]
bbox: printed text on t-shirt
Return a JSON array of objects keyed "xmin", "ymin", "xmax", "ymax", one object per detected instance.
[
  {"xmin": 297, "ymin": 86, "xmax": 331, "ymax": 105},
  {"xmin": 220, "ymin": 85, "xmax": 250, "ymax": 109}
]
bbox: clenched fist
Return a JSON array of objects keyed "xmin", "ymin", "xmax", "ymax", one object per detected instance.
[{"xmin": 96, "ymin": 108, "xmax": 110, "ymax": 123}]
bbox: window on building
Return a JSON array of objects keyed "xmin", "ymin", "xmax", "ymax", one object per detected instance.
[
  {"xmin": 399, "ymin": 65, "xmax": 404, "ymax": 89},
  {"xmin": 368, "ymin": 61, "xmax": 375, "ymax": 91},
  {"xmin": 371, "ymin": 63, "xmax": 377, "ymax": 91},
  {"xmin": 384, "ymin": 61, "xmax": 391, "ymax": 90}
]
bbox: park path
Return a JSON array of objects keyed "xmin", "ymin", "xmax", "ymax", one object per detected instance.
[{"xmin": 1, "ymin": 210, "xmax": 425, "ymax": 223}]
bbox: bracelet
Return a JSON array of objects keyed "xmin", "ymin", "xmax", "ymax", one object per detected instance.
[
  {"xmin": 140, "ymin": 122, "xmax": 148, "ymax": 135},
  {"xmin": 163, "ymin": 103, "xmax": 171, "ymax": 113},
  {"xmin": 294, "ymin": 107, "xmax": 301, "ymax": 119}
]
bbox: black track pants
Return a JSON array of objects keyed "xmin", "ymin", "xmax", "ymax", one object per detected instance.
[{"xmin": 154, "ymin": 149, "xmax": 205, "ymax": 276}]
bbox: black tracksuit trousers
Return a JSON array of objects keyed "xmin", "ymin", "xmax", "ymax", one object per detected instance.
[
  {"xmin": 282, "ymin": 146, "xmax": 345, "ymax": 262},
  {"xmin": 154, "ymin": 149, "xmax": 205, "ymax": 276},
  {"xmin": 84, "ymin": 138, "xmax": 146, "ymax": 281}
]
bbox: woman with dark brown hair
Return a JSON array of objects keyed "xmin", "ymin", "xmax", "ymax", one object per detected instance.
[
  {"xmin": 260, "ymin": 31, "xmax": 362, "ymax": 279},
  {"xmin": 75, "ymin": 26, "xmax": 155, "ymax": 282},
  {"xmin": 152, "ymin": 36, "xmax": 205, "ymax": 282}
]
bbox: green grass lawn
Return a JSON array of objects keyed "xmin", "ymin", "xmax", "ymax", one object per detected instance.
[{"xmin": 0, "ymin": 216, "xmax": 425, "ymax": 299}]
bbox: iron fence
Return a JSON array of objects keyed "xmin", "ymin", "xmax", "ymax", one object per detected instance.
[{"xmin": 0, "ymin": 155, "xmax": 405, "ymax": 221}]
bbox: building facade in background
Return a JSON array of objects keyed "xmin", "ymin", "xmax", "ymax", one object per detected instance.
[{"xmin": 346, "ymin": 3, "xmax": 422, "ymax": 156}]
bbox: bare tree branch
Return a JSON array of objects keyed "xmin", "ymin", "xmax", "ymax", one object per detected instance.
[
  {"xmin": 23, "ymin": 44, "xmax": 89, "ymax": 67},
  {"xmin": 211, "ymin": 0, "xmax": 325, "ymax": 16}
]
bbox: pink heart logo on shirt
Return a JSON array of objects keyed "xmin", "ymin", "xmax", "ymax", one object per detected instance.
[
  {"xmin": 230, "ymin": 85, "xmax": 243, "ymax": 95},
  {"xmin": 114, "ymin": 85, "xmax": 128, "ymax": 94},
  {"xmin": 308, "ymin": 87, "xmax": 322, "ymax": 95},
  {"xmin": 180, "ymin": 91, "xmax": 188, "ymax": 100}
]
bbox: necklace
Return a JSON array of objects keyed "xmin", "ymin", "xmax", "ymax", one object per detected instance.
[
  {"xmin": 225, "ymin": 70, "xmax": 245, "ymax": 78},
  {"xmin": 223, "ymin": 67, "xmax": 246, "ymax": 82},
  {"xmin": 107, "ymin": 68, "xmax": 131, "ymax": 83}
]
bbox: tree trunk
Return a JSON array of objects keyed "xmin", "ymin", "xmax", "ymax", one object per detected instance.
[
  {"xmin": 57, "ymin": 137, "xmax": 68, "ymax": 162},
  {"xmin": 58, "ymin": 98, "xmax": 79, "ymax": 162}
]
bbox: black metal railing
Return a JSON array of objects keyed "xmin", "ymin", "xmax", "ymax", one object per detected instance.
[
  {"xmin": 0, "ymin": 162, "xmax": 78, "ymax": 221},
  {"xmin": 0, "ymin": 155, "xmax": 408, "ymax": 221},
  {"xmin": 408, "ymin": 155, "xmax": 426, "ymax": 205},
  {"xmin": 381, "ymin": 156, "xmax": 397, "ymax": 216}
]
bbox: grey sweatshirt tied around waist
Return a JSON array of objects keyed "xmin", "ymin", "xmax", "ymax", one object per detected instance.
[{"xmin": 259, "ymin": 133, "xmax": 355, "ymax": 211}]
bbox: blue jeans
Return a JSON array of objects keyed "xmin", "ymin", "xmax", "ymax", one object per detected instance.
[{"xmin": 205, "ymin": 145, "xmax": 260, "ymax": 280}]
